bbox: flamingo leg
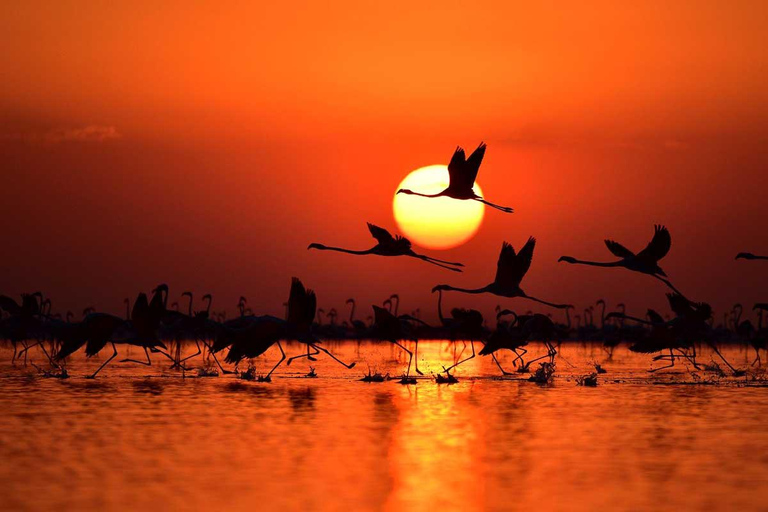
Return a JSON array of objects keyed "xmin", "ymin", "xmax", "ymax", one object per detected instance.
[
  {"xmin": 209, "ymin": 350, "xmax": 235, "ymax": 374},
  {"xmin": 120, "ymin": 347, "xmax": 152, "ymax": 366},
  {"xmin": 413, "ymin": 339, "xmax": 423, "ymax": 375},
  {"xmin": 392, "ymin": 341, "xmax": 413, "ymax": 377},
  {"xmin": 286, "ymin": 345, "xmax": 321, "ymax": 366},
  {"xmin": 648, "ymin": 349, "xmax": 676, "ymax": 372},
  {"xmin": 442, "ymin": 340, "xmax": 475, "ymax": 373},
  {"xmin": 491, "ymin": 353, "xmax": 515, "ymax": 376},
  {"xmin": 265, "ymin": 342, "xmax": 287, "ymax": 378},
  {"xmin": 176, "ymin": 340, "xmax": 203, "ymax": 366},
  {"xmin": 88, "ymin": 343, "xmax": 118, "ymax": 378},
  {"xmin": 412, "ymin": 255, "xmax": 463, "ymax": 272},
  {"xmin": 473, "ymin": 197, "xmax": 514, "ymax": 213},
  {"xmin": 312, "ymin": 343, "xmax": 356, "ymax": 369}
]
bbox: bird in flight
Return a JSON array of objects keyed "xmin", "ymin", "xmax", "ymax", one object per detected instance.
[
  {"xmin": 736, "ymin": 252, "xmax": 768, "ymax": 261},
  {"xmin": 558, "ymin": 225, "xmax": 682, "ymax": 294},
  {"xmin": 396, "ymin": 142, "xmax": 514, "ymax": 213},
  {"xmin": 432, "ymin": 237, "xmax": 572, "ymax": 309},
  {"xmin": 308, "ymin": 223, "xmax": 464, "ymax": 272}
]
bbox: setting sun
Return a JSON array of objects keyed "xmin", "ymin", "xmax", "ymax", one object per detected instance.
[{"xmin": 393, "ymin": 165, "xmax": 484, "ymax": 250}]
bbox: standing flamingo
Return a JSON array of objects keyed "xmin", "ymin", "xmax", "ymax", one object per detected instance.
[
  {"xmin": 308, "ymin": 223, "xmax": 464, "ymax": 272},
  {"xmin": 396, "ymin": 142, "xmax": 514, "ymax": 213},
  {"xmin": 432, "ymin": 237, "xmax": 572, "ymax": 309}
]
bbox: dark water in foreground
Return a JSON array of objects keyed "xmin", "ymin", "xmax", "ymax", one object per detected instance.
[{"xmin": 1, "ymin": 341, "xmax": 768, "ymax": 511}]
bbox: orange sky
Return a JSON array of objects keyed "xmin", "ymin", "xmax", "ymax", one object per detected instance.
[{"xmin": 1, "ymin": 1, "xmax": 767, "ymax": 323}]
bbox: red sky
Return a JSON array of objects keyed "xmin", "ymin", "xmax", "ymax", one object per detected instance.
[{"xmin": 1, "ymin": 1, "xmax": 767, "ymax": 323}]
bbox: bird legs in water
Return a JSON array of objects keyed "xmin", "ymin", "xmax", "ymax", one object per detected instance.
[
  {"xmin": 518, "ymin": 341, "xmax": 557, "ymax": 371},
  {"xmin": 392, "ymin": 340, "xmax": 415, "ymax": 377},
  {"xmin": 264, "ymin": 342, "xmax": 287, "ymax": 379},
  {"xmin": 286, "ymin": 344, "xmax": 320, "ymax": 366},
  {"xmin": 442, "ymin": 340, "xmax": 476, "ymax": 374},
  {"xmin": 120, "ymin": 346, "xmax": 153, "ymax": 366},
  {"xmin": 491, "ymin": 350, "xmax": 528, "ymax": 376},
  {"xmin": 87, "ymin": 342, "xmax": 119, "ymax": 379}
]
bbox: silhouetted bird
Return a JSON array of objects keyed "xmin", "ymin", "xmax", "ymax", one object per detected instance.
[
  {"xmin": 396, "ymin": 142, "xmax": 514, "ymax": 213},
  {"xmin": 736, "ymin": 252, "xmax": 768, "ymax": 261},
  {"xmin": 308, "ymin": 223, "xmax": 464, "ymax": 271},
  {"xmin": 433, "ymin": 237, "xmax": 572, "ymax": 309},
  {"xmin": 558, "ymin": 225, "xmax": 681, "ymax": 293}
]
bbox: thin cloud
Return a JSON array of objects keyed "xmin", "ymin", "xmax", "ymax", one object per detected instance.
[{"xmin": 1, "ymin": 125, "xmax": 122, "ymax": 145}]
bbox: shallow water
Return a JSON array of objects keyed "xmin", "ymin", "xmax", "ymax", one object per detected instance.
[{"xmin": 1, "ymin": 341, "xmax": 768, "ymax": 511}]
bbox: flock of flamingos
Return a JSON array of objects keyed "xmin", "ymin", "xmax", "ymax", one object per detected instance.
[{"xmin": 1, "ymin": 143, "xmax": 767, "ymax": 381}]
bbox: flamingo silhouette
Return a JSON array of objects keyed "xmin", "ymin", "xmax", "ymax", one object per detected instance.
[
  {"xmin": 309, "ymin": 223, "xmax": 464, "ymax": 272},
  {"xmin": 396, "ymin": 142, "xmax": 514, "ymax": 213},
  {"xmin": 432, "ymin": 237, "xmax": 572, "ymax": 309},
  {"xmin": 346, "ymin": 299, "xmax": 367, "ymax": 332},
  {"xmin": 369, "ymin": 305, "xmax": 425, "ymax": 378},
  {"xmin": 736, "ymin": 253, "xmax": 768, "ymax": 260},
  {"xmin": 558, "ymin": 225, "xmax": 682, "ymax": 294}
]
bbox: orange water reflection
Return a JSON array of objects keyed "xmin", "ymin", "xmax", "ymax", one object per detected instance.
[{"xmin": 1, "ymin": 341, "xmax": 768, "ymax": 511}]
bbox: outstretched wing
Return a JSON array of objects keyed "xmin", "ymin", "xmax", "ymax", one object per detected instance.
[
  {"xmin": 394, "ymin": 234, "xmax": 412, "ymax": 251},
  {"xmin": 463, "ymin": 142, "xmax": 486, "ymax": 187},
  {"xmin": 646, "ymin": 309, "xmax": 665, "ymax": 324},
  {"xmin": 0, "ymin": 295, "xmax": 22, "ymax": 316},
  {"xmin": 666, "ymin": 292, "xmax": 693, "ymax": 317},
  {"xmin": 447, "ymin": 146, "xmax": 466, "ymax": 183},
  {"xmin": 636, "ymin": 225, "xmax": 671, "ymax": 262},
  {"xmin": 367, "ymin": 223, "xmax": 396, "ymax": 245},
  {"xmin": 604, "ymin": 239, "xmax": 635, "ymax": 259},
  {"xmin": 494, "ymin": 237, "xmax": 535, "ymax": 287}
]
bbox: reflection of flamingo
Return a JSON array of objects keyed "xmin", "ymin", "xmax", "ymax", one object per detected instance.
[
  {"xmin": 308, "ymin": 223, "xmax": 464, "ymax": 272},
  {"xmin": 433, "ymin": 237, "xmax": 572, "ymax": 309},
  {"xmin": 396, "ymin": 143, "xmax": 514, "ymax": 213},
  {"xmin": 558, "ymin": 225, "xmax": 681, "ymax": 294}
]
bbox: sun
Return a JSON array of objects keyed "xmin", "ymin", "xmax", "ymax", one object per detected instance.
[{"xmin": 393, "ymin": 165, "xmax": 484, "ymax": 250}]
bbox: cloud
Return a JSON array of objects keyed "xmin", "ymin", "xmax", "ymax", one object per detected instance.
[
  {"xmin": 1, "ymin": 125, "xmax": 122, "ymax": 145},
  {"xmin": 44, "ymin": 125, "xmax": 122, "ymax": 143}
]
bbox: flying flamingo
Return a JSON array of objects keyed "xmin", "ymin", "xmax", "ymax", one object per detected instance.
[
  {"xmin": 432, "ymin": 237, "xmax": 572, "ymax": 309},
  {"xmin": 308, "ymin": 223, "xmax": 464, "ymax": 272},
  {"xmin": 736, "ymin": 253, "xmax": 768, "ymax": 261},
  {"xmin": 396, "ymin": 142, "xmax": 514, "ymax": 213},
  {"xmin": 558, "ymin": 225, "xmax": 682, "ymax": 294}
]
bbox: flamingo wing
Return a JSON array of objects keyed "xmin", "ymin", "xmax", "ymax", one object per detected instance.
[
  {"xmin": 666, "ymin": 293, "xmax": 693, "ymax": 317},
  {"xmin": 394, "ymin": 234, "xmax": 413, "ymax": 251},
  {"xmin": 0, "ymin": 295, "xmax": 22, "ymax": 316},
  {"xmin": 462, "ymin": 142, "xmax": 486, "ymax": 188},
  {"xmin": 447, "ymin": 146, "xmax": 467, "ymax": 188},
  {"xmin": 288, "ymin": 278, "xmax": 310, "ymax": 326},
  {"xmin": 494, "ymin": 237, "xmax": 535, "ymax": 288},
  {"xmin": 646, "ymin": 309, "xmax": 665, "ymax": 324},
  {"xmin": 636, "ymin": 225, "xmax": 671, "ymax": 262},
  {"xmin": 604, "ymin": 239, "xmax": 635, "ymax": 259},
  {"xmin": 367, "ymin": 223, "xmax": 396, "ymax": 245}
]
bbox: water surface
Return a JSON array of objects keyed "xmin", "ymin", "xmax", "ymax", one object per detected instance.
[{"xmin": 1, "ymin": 341, "xmax": 767, "ymax": 511}]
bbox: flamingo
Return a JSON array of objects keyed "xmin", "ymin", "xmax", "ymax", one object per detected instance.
[
  {"xmin": 736, "ymin": 253, "xmax": 768, "ymax": 261},
  {"xmin": 558, "ymin": 225, "xmax": 682, "ymax": 294},
  {"xmin": 396, "ymin": 142, "xmax": 514, "ymax": 213},
  {"xmin": 346, "ymin": 299, "xmax": 367, "ymax": 332},
  {"xmin": 308, "ymin": 223, "xmax": 464, "ymax": 272},
  {"xmin": 432, "ymin": 237, "xmax": 572, "ymax": 309},
  {"xmin": 369, "ymin": 305, "xmax": 426, "ymax": 378}
]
